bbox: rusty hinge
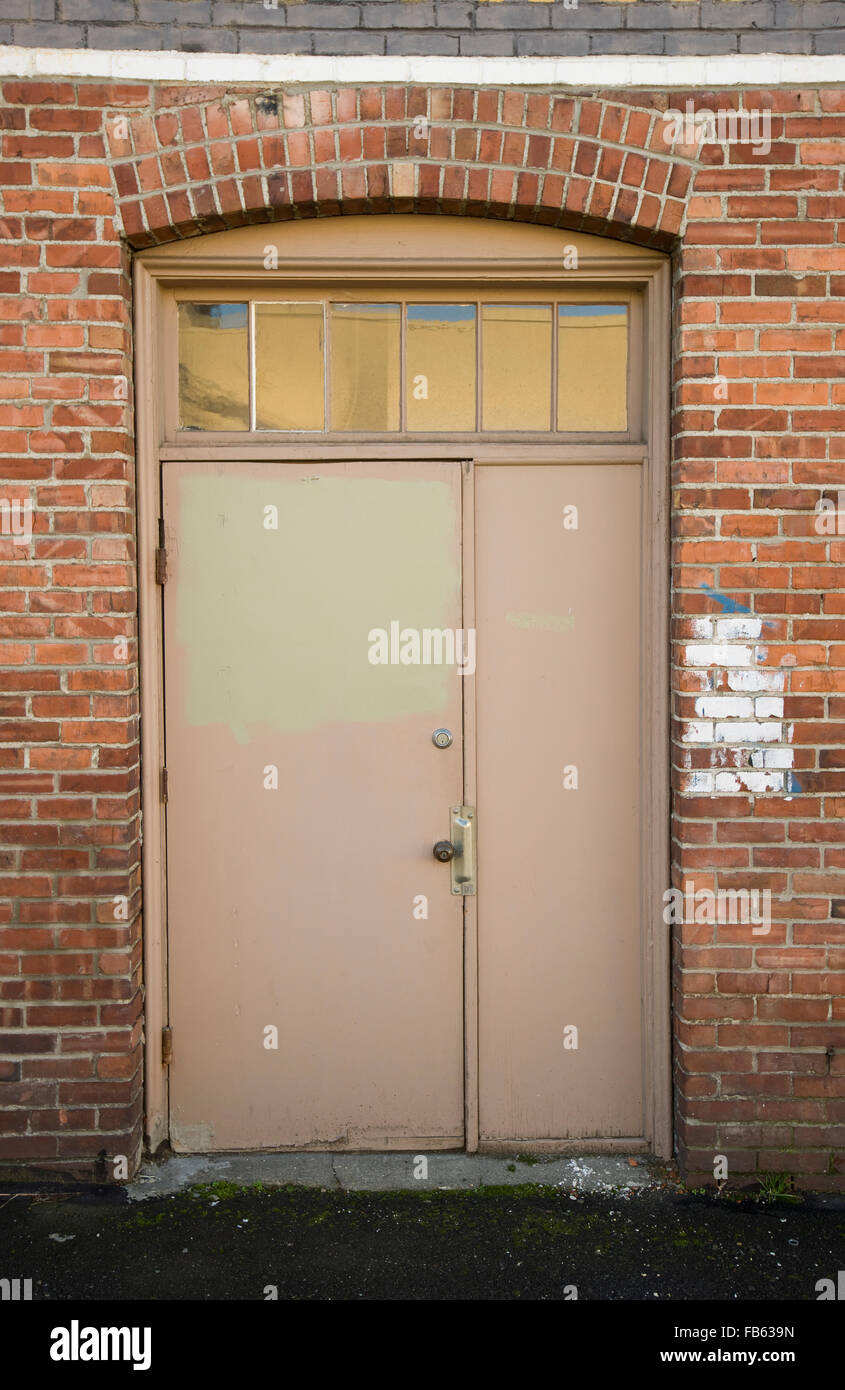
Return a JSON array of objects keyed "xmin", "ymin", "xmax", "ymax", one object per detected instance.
[
  {"xmin": 161, "ymin": 767, "xmax": 168, "ymax": 803},
  {"xmin": 155, "ymin": 517, "xmax": 167, "ymax": 584},
  {"xmin": 161, "ymin": 1025, "xmax": 173, "ymax": 1066}
]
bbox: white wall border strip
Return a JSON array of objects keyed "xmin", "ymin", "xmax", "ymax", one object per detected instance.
[{"xmin": 1, "ymin": 46, "xmax": 843, "ymax": 89}]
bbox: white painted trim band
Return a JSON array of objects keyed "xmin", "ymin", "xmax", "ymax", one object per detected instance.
[{"xmin": 1, "ymin": 46, "xmax": 843, "ymax": 89}]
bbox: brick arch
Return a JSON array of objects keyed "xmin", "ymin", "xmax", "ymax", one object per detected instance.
[{"xmin": 107, "ymin": 86, "xmax": 693, "ymax": 251}]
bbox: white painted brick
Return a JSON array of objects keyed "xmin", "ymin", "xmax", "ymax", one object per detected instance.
[
  {"xmin": 4, "ymin": 48, "xmax": 844, "ymax": 89},
  {"xmin": 716, "ymin": 769, "xmax": 784, "ymax": 794},
  {"xmin": 682, "ymin": 771, "xmax": 714, "ymax": 793},
  {"xmin": 684, "ymin": 644, "xmax": 752, "ymax": 668},
  {"xmin": 113, "ymin": 49, "xmax": 187, "ymax": 80},
  {"xmin": 727, "ymin": 669, "xmax": 784, "ymax": 693},
  {"xmin": 695, "ymin": 696, "xmax": 753, "ymax": 719},
  {"xmin": 755, "ymin": 696, "xmax": 784, "ymax": 719},
  {"xmin": 714, "ymin": 721, "xmax": 782, "ymax": 743},
  {"xmin": 688, "ymin": 618, "xmax": 714, "ymax": 638},
  {"xmin": 751, "ymin": 749, "xmax": 795, "ymax": 769},
  {"xmin": 714, "ymin": 770, "xmax": 742, "ymax": 793},
  {"xmin": 737, "ymin": 770, "xmax": 784, "ymax": 793},
  {"xmin": 682, "ymin": 720, "xmax": 714, "ymax": 743},
  {"xmin": 715, "ymin": 617, "xmax": 763, "ymax": 640}
]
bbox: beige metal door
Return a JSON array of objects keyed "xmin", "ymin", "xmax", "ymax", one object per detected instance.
[
  {"xmin": 163, "ymin": 459, "xmax": 466, "ymax": 1151},
  {"xmin": 474, "ymin": 463, "xmax": 644, "ymax": 1142}
]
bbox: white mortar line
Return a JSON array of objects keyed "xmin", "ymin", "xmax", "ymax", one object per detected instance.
[{"xmin": 1, "ymin": 46, "xmax": 843, "ymax": 89}]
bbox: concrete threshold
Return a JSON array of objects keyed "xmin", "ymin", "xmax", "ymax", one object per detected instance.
[{"xmin": 130, "ymin": 1150, "xmax": 675, "ymax": 1200}]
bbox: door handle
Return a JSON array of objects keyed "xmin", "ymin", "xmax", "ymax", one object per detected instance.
[{"xmin": 446, "ymin": 806, "xmax": 476, "ymax": 896}]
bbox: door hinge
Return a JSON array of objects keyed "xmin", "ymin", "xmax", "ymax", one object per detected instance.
[
  {"xmin": 155, "ymin": 517, "xmax": 167, "ymax": 584},
  {"xmin": 161, "ymin": 1026, "xmax": 173, "ymax": 1067},
  {"xmin": 161, "ymin": 767, "xmax": 168, "ymax": 803}
]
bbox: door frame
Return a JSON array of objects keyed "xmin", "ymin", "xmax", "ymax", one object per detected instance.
[{"xmin": 134, "ymin": 218, "xmax": 672, "ymax": 1157}]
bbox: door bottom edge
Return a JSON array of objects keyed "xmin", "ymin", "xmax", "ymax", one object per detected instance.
[
  {"xmin": 476, "ymin": 1137, "xmax": 650, "ymax": 1156},
  {"xmin": 168, "ymin": 1137, "xmax": 466, "ymax": 1155},
  {"xmin": 165, "ymin": 1137, "xmax": 649, "ymax": 1157}
]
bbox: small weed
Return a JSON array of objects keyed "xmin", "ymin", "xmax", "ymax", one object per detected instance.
[{"xmin": 756, "ymin": 1173, "xmax": 800, "ymax": 1203}]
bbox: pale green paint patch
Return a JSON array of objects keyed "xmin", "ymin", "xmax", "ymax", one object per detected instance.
[{"xmin": 173, "ymin": 473, "xmax": 459, "ymax": 740}]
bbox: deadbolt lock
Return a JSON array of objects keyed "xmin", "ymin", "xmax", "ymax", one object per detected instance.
[
  {"xmin": 433, "ymin": 840, "xmax": 455, "ymax": 862},
  {"xmin": 432, "ymin": 728, "xmax": 453, "ymax": 749}
]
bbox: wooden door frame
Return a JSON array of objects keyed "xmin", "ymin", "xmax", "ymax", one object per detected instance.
[{"xmin": 134, "ymin": 218, "xmax": 672, "ymax": 1158}]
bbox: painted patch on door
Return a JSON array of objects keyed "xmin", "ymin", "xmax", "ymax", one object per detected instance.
[{"xmin": 171, "ymin": 473, "xmax": 460, "ymax": 741}]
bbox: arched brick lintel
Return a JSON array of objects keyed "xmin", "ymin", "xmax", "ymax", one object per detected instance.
[{"xmin": 108, "ymin": 87, "xmax": 693, "ymax": 251}]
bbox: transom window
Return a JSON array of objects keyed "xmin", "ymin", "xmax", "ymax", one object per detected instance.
[{"xmin": 177, "ymin": 297, "xmax": 630, "ymax": 435}]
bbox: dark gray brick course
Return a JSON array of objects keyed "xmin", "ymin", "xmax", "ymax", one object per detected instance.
[
  {"xmin": 700, "ymin": 0, "xmax": 776, "ymax": 28},
  {"xmin": 137, "ymin": 0, "xmax": 213, "ymax": 22},
  {"xmin": 476, "ymin": 3, "xmax": 552, "ymax": 30},
  {"xmin": 3, "ymin": 0, "xmax": 844, "ymax": 60},
  {"xmin": 235, "ymin": 25, "xmax": 314, "ymax": 48},
  {"xmin": 12, "ymin": 0, "xmax": 56, "ymax": 19},
  {"xmin": 362, "ymin": 2, "xmax": 436, "ymax": 25},
  {"xmin": 627, "ymin": 3, "xmax": 702, "ymax": 29},
  {"xmin": 434, "ymin": 2, "xmax": 472, "ymax": 27},
  {"xmin": 386, "ymin": 29, "xmax": 459, "ymax": 51},
  {"xmin": 457, "ymin": 31, "xmax": 513, "ymax": 53},
  {"xmin": 86, "ymin": 22, "xmax": 171, "ymax": 44},
  {"xmin": 288, "ymin": 2, "xmax": 362, "ymax": 25},
  {"xmin": 774, "ymin": 0, "xmax": 845, "ymax": 25},
  {"xmin": 177, "ymin": 24, "xmax": 238, "ymax": 46},
  {"xmin": 591, "ymin": 29, "xmax": 666, "ymax": 51},
  {"xmin": 663, "ymin": 29, "xmax": 739, "ymax": 52},
  {"xmin": 312, "ymin": 27, "xmax": 385, "ymax": 50},
  {"xmin": 210, "ymin": 2, "xmax": 289, "ymax": 25},
  {"xmin": 516, "ymin": 29, "xmax": 590, "ymax": 54},
  {"xmin": 739, "ymin": 28, "xmax": 815, "ymax": 46},
  {"xmin": 554, "ymin": 5, "xmax": 627, "ymax": 30},
  {"xmin": 58, "ymin": 0, "xmax": 134, "ymax": 18},
  {"xmin": 11, "ymin": 20, "xmax": 85, "ymax": 41}
]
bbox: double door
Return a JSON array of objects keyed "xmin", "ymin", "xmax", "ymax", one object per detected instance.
[{"xmin": 162, "ymin": 457, "xmax": 643, "ymax": 1150}]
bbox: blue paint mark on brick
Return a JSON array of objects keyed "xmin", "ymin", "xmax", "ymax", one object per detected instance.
[{"xmin": 699, "ymin": 584, "xmax": 777, "ymax": 633}]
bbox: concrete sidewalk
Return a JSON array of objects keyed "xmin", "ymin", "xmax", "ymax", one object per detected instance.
[{"xmin": 129, "ymin": 1150, "xmax": 670, "ymax": 1199}]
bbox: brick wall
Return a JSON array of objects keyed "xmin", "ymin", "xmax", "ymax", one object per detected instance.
[
  {"xmin": 0, "ymin": 75, "xmax": 843, "ymax": 1186},
  {"xmin": 0, "ymin": 78, "xmax": 141, "ymax": 1177},
  {"xmin": 671, "ymin": 101, "xmax": 845, "ymax": 1185},
  {"xmin": 2, "ymin": 0, "xmax": 845, "ymax": 59}
]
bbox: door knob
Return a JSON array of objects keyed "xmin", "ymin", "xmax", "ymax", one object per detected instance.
[{"xmin": 433, "ymin": 840, "xmax": 455, "ymax": 862}]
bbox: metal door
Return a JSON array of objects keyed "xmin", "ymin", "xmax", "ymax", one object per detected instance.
[{"xmin": 163, "ymin": 459, "xmax": 466, "ymax": 1150}]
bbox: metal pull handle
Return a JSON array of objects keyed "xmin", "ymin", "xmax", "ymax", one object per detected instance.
[{"xmin": 449, "ymin": 806, "xmax": 476, "ymax": 896}]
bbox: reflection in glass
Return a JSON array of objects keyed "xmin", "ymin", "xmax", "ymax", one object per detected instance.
[
  {"xmin": 178, "ymin": 302, "xmax": 249, "ymax": 430},
  {"xmin": 406, "ymin": 305, "xmax": 477, "ymax": 431},
  {"xmin": 255, "ymin": 302, "xmax": 325, "ymax": 431},
  {"xmin": 482, "ymin": 304, "xmax": 552, "ymax": 431},
  {"xmin": 558, "ymin": 304, "xmax": 628, "ymax": 432},
  {"xmin": 330, "ymin": 303, "xmax": 400, "ymax": 431}
]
